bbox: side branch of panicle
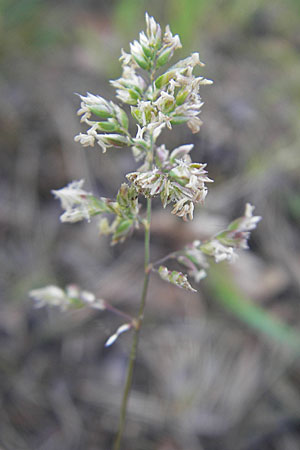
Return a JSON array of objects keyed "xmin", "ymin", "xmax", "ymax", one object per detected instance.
[
  {"xmin": 127, "ymin": 144, "xmax": 213, "ymax": 221},
  {"xmin": 74, "ymin": 93, "xmax": 131, "ymax": 153},
  {"xmin": 52, "ymin": 180, "xmax": 141, "ymax": 245},
  {"xmin": 155, "ymin": 204, "xmax": 261, "ymax": 290},
  {"xmin": 29, "ymin": 284, "xmax": 106, "ymax": 310}
]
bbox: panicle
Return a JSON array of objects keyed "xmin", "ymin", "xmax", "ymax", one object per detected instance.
[
  {"xmin": 110, "ymin": 12, "xmax": 184, "ymax": 112},
  {"xmin": 212, "ymin": 203, "xmax": 262, "ymax": 250},
  {"xmin": 200, "ymin": 239, "xmax": 238, "ymax": 263},
  {"xmin": 75, "ymin": 13, "xmax": 213, "ymax": 170},
  {"xmin": 29, "ymin": 285, "xmax": 106, "ymax": 311},
  {"xmin": 98, "ymin": 183, "xmax": 141, "ymax": 245},
  {"xmin": 29, "ymin": 286, "xmax": 70, "ymax": 309},
  {"xmin": 76, "ymin": 93, "xmax": 113, "ymax": 123},
  {"xmin": 160, "ymin": 203, "xmax": 261, "ymax": 289},
  {"xmin": 110, "ymin": 64, "xmax": 146, "ymax": 105},
  {"xmin": 30, "ymin": 13, "xmax": 263, "ymax": 353},
  {"xmin": 74, "ymin": 93, "xmax": 130, "ymax": 152},
  {"xmin": 158, "ymin": 266, "xmax": 197, "ymax": 292},
  {"xmin": 242, "ymin": 203, "xmax": 262, "ymax": 231},
  {"xmin": 52, "ymin": 179, "xmax": 141, "ymax": 245},
  {"xmin": 52, "ymin": 180, "xmax": 93, "ymax": 223},
  {"xmin": 151, "ymin": 54, "xmax": 213, "ymax": 134},
  {"xmin": 127, "ymin": 144, "xmax": 213, "ymax": 220},
  {"xmin": 52, "ymin": 179, "xmax": 109, "ymax": 223},
  {"xmin": 145, "ymin": 12, "xmax": 162, "ymax": 47},
  {"xmin": 177, "ymin": 241, "xmax": 209, "ymax": 282},
  {"xmin": 198, "ymin": 204, "xmax": 262, "ymax": 262}
]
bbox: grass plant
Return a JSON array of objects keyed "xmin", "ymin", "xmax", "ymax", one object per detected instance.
[{"xmin": 30, "ymin": 14, "xmax": 261, "ymax": 449}]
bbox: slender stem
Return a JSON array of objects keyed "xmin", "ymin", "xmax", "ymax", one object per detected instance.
[
  {"xmin": 151, "ymin": 251, "xmax": 179, "ymax": 268},
  {"xmin": 113, "ymin": 197, "xmax": 152, "ymax": 450},
  {"xmin": 104, "ymin": 302, "xmax": 134, "ymax": 323}
]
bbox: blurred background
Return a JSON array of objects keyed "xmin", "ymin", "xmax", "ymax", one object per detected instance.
[{"xmin": 1, "ymin": 0, "xmax": 300, "ymax": 449}]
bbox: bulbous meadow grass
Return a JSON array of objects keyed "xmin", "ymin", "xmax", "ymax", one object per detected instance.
[{"xmin": 30, "ymin": 13, "xmax": 261, "ymax": 449}]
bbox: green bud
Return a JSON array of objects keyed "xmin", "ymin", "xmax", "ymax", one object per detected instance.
[
  {"xmin": 89, "ymin": 196, "xmax": 112, "ymax": 214},
  {"xmin": 133, "ymin": 139, "xmax": 149, "ymax": 150},
  {"xmin": 97, "ymin": 121, "xmax": 118, "ymax": 132},
  {"xmin": 176, "ymin": 88, "xmax": 189, "ymax": 105},
  {"xmin": 160, "ymin": 181, "xmax": 170, "ymax": 208},
  {"xmin": 158, "ymin": 266, "xmax": 196, "ymax": 292},
  {"xmin": 227, "ymin": 218, "xmax": 242, "ymax": 231},
  {"xmin": 128, "ymin": 89, "xmax": 141, "ymax": 102},
  {"xmin": 117, "ymin": 183, "xmax": 129, "ymax": 208},
  {"xmin": 215, "ymin": 231, "xmax": 237, "ymax": 247},
  {"xmin": 116, "ymin": 107, "xmax": 129, "ymax": 130},
  {"xmin": 89, "ymin": 106, "xmax": 113, "ymax": 119},
  {"xmin": 141, "ymin": 44, "xmax": 153, "ymax": 59},
  {"xmin": 107, "ymin": 201, "xmax": 120, "ymax": 215},
  {"xmin": 170, "ymin": 116, "xmax": 189, "ymax": 125},
  {"xmin": 168, "ymin": 169, "xmax": 187, "ymax": 187},
  {"xmin": 131, "ymin": 107, "xmax": 143, "ymax": 124},
  {"xmin": 101, "ymin": 134, "xmax": 129, "ymax": 147},
  {"xmin": 123, "ymin": 83, "xmax": 143, "ymax": 96},
  {"xmin": 161, "ymin": 98, "xmax": 175, "ymax": 114},
  {"xmin": 144, "ymin": 108, "xmax": 154, "ymax": 123},
  {"xmin": 156, "ymin": 48, "xmax": 172, "ymax": 68},
  {"xmin": 112, "ymin": 219, "xmax": 133, "ymax": 244},
  {"xmin": 133, "ymin": 55, "xmax": 150, "ymax": 71},
  {"xmin": 198, "ymin": 241, "xmax": 214, "ymax": 257},
  {"xmin": 154, "ymin": 70, "xmax": 175, "ymax": 89}
]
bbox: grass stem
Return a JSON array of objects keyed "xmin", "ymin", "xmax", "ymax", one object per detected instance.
[{"xmin": 113, "ymin": 197, "xmax": 152, "ymax": 450}]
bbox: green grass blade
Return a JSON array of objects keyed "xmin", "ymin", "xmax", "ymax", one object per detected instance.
[{"xmin": 206, "ymin": 265, "xmax": 300, "ymax": 354}]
